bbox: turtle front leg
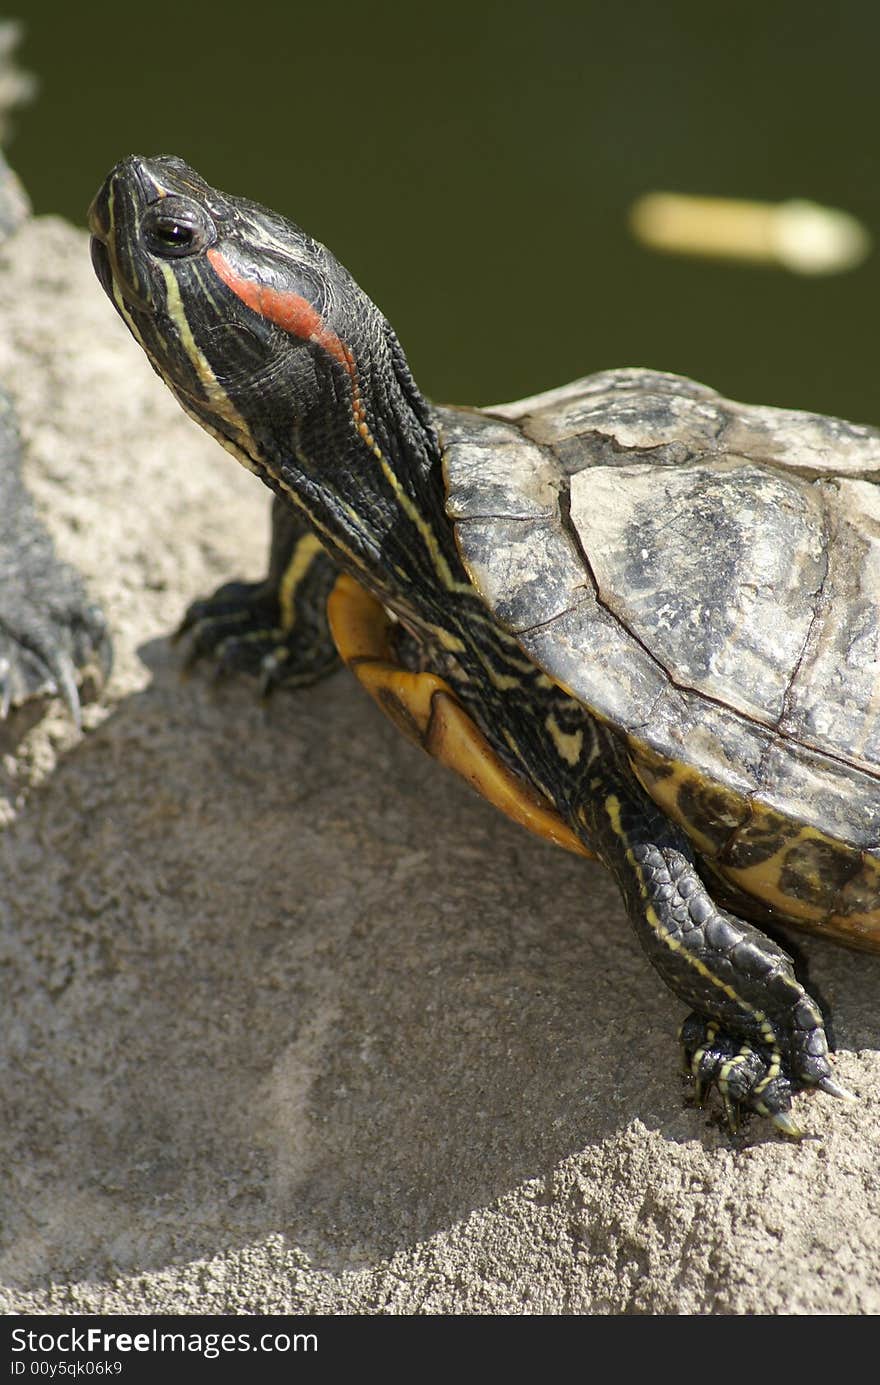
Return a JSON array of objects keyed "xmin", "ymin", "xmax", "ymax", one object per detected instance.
[
  {"xmin": 179, "ymin": 497, "xmax": 340, "ymax": 694},
  {"xmin": 577, "ymin": 744, "xmax": 850, "ymax": 1135}
]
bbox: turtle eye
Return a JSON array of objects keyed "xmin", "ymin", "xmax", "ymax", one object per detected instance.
[
  {"xmin": 142, "ymin": 198, "xmax": 214, "ymax": 258},
  {"xmin": 152, "ymin": 220, "xmax": 193, "ymax": 250}
]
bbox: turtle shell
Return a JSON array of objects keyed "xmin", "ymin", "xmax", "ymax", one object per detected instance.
[{"xmin": 441, "ymin": 368, "xmax": 880, "ymax": 949}]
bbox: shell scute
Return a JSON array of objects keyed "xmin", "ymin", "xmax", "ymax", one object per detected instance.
[{"xmin": 444, "ymin": 370, "xmax": 880, "ymax": 940}]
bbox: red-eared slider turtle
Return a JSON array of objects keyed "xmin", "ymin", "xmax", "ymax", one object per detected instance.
[{"xmin": 89, "ymin": 155, "xmax": 879, "ymax": 1136}]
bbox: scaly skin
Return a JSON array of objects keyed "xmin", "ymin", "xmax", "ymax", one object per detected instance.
[
  {"xmin": 88, "ymin": 154, "xmax": 856, "ymax": 1135},
  {"xmin": 178, "ymin": 497, "xmax": 339, "ymax": 694},
  {"xmin": 0, "ymin": 387, "xmax": 111, "ymax": 727}
]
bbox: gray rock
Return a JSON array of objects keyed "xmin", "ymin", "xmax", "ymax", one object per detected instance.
[
  {"xmin": 0, "ymin": 25, "xmax": 109, "ymax": 731},
  {"xmin": 0, "ymin": 213, "xmax": 878, "ymax": 1314}
]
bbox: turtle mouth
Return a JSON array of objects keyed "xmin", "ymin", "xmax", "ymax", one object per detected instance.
[
  {"xmin": 87, "ymin": 186, "xmax": 113, "ymax": 294},
  {"xmin": 88, "ymin": 169, "xmax": 155, "ymax": 314},
  {"xmin": 86, "ymin": 188, "xmax": 108, "ymax": 241},
  {"xmin": 89, "ymin": 235, "xmax": 113, "ymax": 297},
  {"xmin": 89, "ymin": 227, "xmax": 152, "ymax": 315}
]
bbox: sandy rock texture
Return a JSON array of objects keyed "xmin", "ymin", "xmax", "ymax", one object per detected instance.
[{"xmin": 0, "ymin": 214, "xmax": 878, "ymax": 1315}]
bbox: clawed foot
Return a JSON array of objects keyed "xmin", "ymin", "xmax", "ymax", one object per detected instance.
[
  {"xmin": 0, "ymin": 590, "xmax": 111, "ymax": 728},
  {"xmin": 177, "ymin": 579, "xmax": 339, "ymax": 695},
  {"xmin": 680, "ymin": 1013, "xmax": 856, "ymax": 1138}
]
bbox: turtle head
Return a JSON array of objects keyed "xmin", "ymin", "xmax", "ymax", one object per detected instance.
[
  {"xmin": 88, "ymin": 155, "xmax": 435, "ymax": 498},
  {"xmin": 89, "ymin": 155, "xmax": 459, "ymax": 607}
]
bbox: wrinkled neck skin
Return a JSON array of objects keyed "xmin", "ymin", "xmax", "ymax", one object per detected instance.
[
  {"xmin": 189, "ymin": 254, "xmax": 601, "ymax": 810},
  {"xmin": 254, "ymin": 311, "xmax": 476, "ymax": 642}
]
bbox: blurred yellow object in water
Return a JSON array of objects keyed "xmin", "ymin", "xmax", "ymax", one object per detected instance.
[{"xmin": 630, "ymin": 192, "xmax": 871, "ymax": 275}]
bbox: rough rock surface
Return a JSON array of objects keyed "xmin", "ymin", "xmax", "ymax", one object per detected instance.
[{"xmin": 0, "ymin": 215, "xmax": 878, "ymax": 1315}]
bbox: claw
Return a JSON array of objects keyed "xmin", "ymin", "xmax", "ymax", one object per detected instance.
[
  {"xmin": 173, "ymin": 604, "xmax": 208, "ymax": 642},
  {"xmin": 770, "ymin": 1109, "xmax": 803, "ymax": 1139},
  {"xmin": 690, "ymin": 1067, "xmax": 716, "ymax": 1110},
  {"xmin": 172, "ymin": 615, "xmax": 192, "ymax": 644},
  {"xmin": 210, "ymin": 646, "xmax": 242, "ymax": 684},
  {"xmin": 720, "ymin": 1092, "xmax": 739, "ymax": 1134},
  {"xmin": 817, "ymin": 1075, "xmax": 858, "ymax": 1102},
  {"xmin": 258, "ymin": 648, "xmax": 287, "ymax": 698},
  {"xmin": 0, "ymin": 656, "xmax": 10, "ymax": 719},
  {"xmin": 50, "ymin": 650, "xmax": 82, "ymax": 729},
  {"xmin": 181, "ymin": 638, "xmax": 207, "ymax": 674}
]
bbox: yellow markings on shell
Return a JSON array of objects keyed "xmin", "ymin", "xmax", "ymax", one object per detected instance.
[
  {"xmin": 717, "ymin": 824, "xmax": 880, "ymax": 946},
  {"xmin": 602, "ymin": 792, "xmax": 777, "ymax": 1044},
  {"xmin": 630, "ymin": 737, "xmax": 880, "ymax": 948},
  {"xmin": 545, "ymin": 712, "xmax": 584, "ymax": 766},
  {"xmin": 720, "ymin": 848, "xmax": 826, "ymax": 925},
  {"xmin": 628, "ymin": 747, "xmax": 725, "ymax": 861},
  {"xmin": 278, "ymin": 533, "xmax": 325, "ymax": 632}
]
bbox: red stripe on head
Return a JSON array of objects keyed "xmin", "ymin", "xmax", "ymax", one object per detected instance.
[{"xmin": 206, "ymin": 246, "xmax": 354, "ymax": 377}]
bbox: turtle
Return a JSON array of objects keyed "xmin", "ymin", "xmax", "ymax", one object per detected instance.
[{"xmin": 88, "ymin": 154, "xmax": 880, "ymax": 1137}]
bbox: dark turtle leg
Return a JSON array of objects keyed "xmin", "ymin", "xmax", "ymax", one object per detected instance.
[
  {"xmin": 0, "ymin": 390, "xmax": 111, "ymax": 727},
  {"xmin": 576, "ymin": 740, "xmax": 849, "ymax": 1135},
  {"xmin": 179, "ymin": 497, "xmax": 340, "ymax": 693}
]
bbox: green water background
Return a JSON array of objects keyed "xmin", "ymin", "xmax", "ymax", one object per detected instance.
[{"xmin": 9, "ymin": 1, "xmax": 880, "ymax": 422}]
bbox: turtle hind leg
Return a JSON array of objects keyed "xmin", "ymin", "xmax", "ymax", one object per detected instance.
[
  {"xmin": 577, "ymin": 739, "xmax": 847, "ymax": 1135},
  {"xmin": 178, "ymin": 496, "xmax": 340, "ymax": 695}
]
